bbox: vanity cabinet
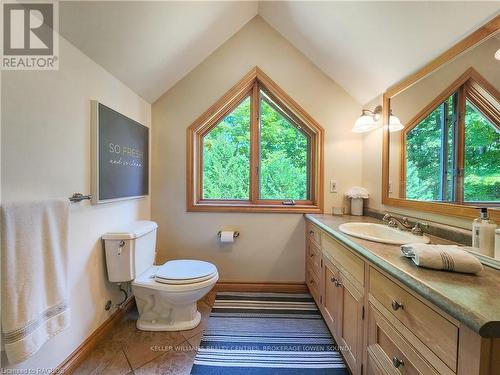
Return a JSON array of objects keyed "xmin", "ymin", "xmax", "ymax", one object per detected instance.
[
  {"xmin": 307, "ymin": 222, "xmax": 366, "ymax": 375},
  {"xmin": 305, "ymin": 218, "xmax": 500, "ymax": 375}
]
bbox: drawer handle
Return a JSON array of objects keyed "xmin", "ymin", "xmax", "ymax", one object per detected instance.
[
  {"xmin": 310, "ymin": 279, "xmax": 314, "ymax": 284},
  {"xmin": 309, "ymin": 253, "xmax": 315, "ymax": 257},
  {"xmin": 392, "ymin": 356, "xmax": 404, "ymax": 368},
  {"xmin": 309, "ymin": 230, "xmax": 315, "ymax": 236},
  {"xmin": 391, "ymin": 300, "xmax": 404, "ymax": 311},
  {"xmin": 331, "ymin": 277, "xmax": 342, "ymax": 288}
]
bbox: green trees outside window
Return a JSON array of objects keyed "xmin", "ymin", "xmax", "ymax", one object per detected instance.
[
  {"xmin": 406, "ymin": 101, "xmax": 446, "ymax": 201},
  {"xmin": 405, "ymin": 80, "xmax": 499, "ymax": 204},
  {"xmin": 202, "ymin": 97, "xmax": 251, "ymax": 200},
  {"xmin": 464, "ymin": 100, "xmax": 500, "ymax": 202},
  {"xmin": 259, "ymin": 94, "xmax": 309, "ymax": 200},
  {"xmin": 201, "ymin": 90, "xmax": 311, "ymax": 202},
  {"xmin": 406, "ymin": 94, "xmax": 456, "ymax": 201}
]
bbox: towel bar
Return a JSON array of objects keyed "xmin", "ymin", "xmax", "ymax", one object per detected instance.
[{"xmin": 69, "ymin": 193, "xmax": 92, "ymax": 203}]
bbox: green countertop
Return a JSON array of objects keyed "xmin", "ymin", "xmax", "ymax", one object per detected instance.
[{"xmin": 305, "ymin": 213, "xmax": 500, "ymax": 338}]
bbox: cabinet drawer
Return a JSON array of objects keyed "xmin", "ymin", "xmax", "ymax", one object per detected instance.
[
  {"xmin": 369, "ymin": 268, "xmax": 458, "ymax": 372},
  {"xmin": 366, "ymin": 347, "xmax": 385, "ymax": 375},
  {"xmin": 367, "ymin": 304, "xmax": 443, "ymax": 375},
  {"xmin": 306, "ymin": 240, "xmax": 322, "ymax": 277},
  {"xmin": 306, "ymin": 264, "xmax": 320, "ymax": 304},
  {"xmin": 322, "ymin": 233, "xmax": 364, "ymax": 286},
  {"xmin": 306, "ymin": 221, "xmax": 321, "ymax": 246}
]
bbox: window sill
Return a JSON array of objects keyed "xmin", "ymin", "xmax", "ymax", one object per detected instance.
[{"xmin": 187, "ymin": 202, "xmax": 322, "ymax": 213}]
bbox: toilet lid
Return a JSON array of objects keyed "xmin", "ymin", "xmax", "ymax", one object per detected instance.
[{"xmin": 155, "ymin": 260, "xmax": 217, "ymax": 285}]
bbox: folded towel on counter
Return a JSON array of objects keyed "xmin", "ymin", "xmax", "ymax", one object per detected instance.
[
  {"xmin": 1, "ymin": 199, "xmax": 70, "ymax": 364},
  {"xmin": 400, "ymin": 243, "xmax": 483, "ymax": 274}
]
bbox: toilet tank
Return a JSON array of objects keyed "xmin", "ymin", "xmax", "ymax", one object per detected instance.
[{"xmin": 102, "ymin": 221, "xmax": 158, "ymax": 283}]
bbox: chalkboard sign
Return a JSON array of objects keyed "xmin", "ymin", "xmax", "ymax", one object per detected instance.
[{"xmin": 91, "ymin": 101, "xmax": 149, "ymax": 204}]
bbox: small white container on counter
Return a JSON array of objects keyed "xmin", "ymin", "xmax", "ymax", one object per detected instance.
[{"xmin": 351, "ymin": 198, "xmax": 364, "ymax": 216}]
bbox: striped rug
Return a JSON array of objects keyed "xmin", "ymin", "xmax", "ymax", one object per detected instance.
[{"xmin": 190, "ymin": 292, "xmax": 348, "ymax": 374}]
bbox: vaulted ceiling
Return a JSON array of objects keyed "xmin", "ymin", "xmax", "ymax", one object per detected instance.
[
  {"xmin": 59, "ymin": 1, "xmax": 258, "ymax": 102},
  {"xmin": 60, "ymin": 1, "xmax": 499, "ymax": 104}
]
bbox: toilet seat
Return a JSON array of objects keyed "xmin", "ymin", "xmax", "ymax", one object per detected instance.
[
  {"xmin": 133, "ymin": 265, "xmax": 218, "ymax": 292},
  {"xmin": 155, "ymin": 273, "xmax": 217, "ymax": 285},
  {"xmin": 154, "ymin": 260, "xmax": 217, "ymax": 285}
]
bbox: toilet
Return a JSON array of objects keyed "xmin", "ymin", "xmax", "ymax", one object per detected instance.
[{"xmin": 102, "ymin": 221, "xmax": 218, "ymax": 331}]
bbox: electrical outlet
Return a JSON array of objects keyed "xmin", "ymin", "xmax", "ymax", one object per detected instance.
[
  {"xmin": 329, "ymin": 179, "xmax": 337, "ymax": 193},
  {"xmin": 388, "ymin": 181, "xmax": 393, "ymax": 194}
]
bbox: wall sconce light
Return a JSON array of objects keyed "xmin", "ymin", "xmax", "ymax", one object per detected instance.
[
  {"xmin": 352, "ymin": 105, "xmax": 382, "ymax": 133},
  {"xmin": 495, "ymin": 48, "xmax": 500, "ymax": 61},
  {"xmin": 389, "ymin": 110, "xmax": 404, "ymax": 132}
]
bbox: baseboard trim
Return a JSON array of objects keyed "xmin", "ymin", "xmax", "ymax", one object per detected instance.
[
  {"xmin": 55, "ymin": 297, "xmax": 135, "ymax": 374},
  {"xmin": 214, "ymin": 281, "xmax": 308, "ymax": 293}
]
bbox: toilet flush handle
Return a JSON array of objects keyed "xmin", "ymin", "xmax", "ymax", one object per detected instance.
[{"xmin": 118, "ymin": 240, "xmax": 125, "ymax": 256}]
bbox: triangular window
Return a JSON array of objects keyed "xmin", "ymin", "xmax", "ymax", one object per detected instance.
[{"xmin": 188, "ymin": 68, "xmax": 324, "ymax": 212}]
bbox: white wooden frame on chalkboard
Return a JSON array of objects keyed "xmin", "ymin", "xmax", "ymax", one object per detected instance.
[{"xmin": 91, "ymin": 100, "xmax": 149, "ymax": 205}]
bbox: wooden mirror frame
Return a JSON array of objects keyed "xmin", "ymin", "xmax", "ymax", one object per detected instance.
[{"xmin": 382, "ymin": 15, "xmax": 500, "ymax": 220}]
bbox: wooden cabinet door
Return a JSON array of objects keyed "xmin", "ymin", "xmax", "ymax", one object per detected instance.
[
  {"xmin": 337, "ymin": 273, "xmax": 364, "ymax": 375},
  {"xmin": 321, "ymin": 258, "xmax": 340, "ymax": 337}
]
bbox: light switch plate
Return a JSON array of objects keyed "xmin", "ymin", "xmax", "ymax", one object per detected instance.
[{"xmin": 329, "ymin": 179, "xmax": 337, "ymax": 193}]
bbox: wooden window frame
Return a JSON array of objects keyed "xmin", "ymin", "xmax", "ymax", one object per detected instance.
[
  {"xmin": 400, "ymin": 68, "xmax": 500, "ymax": 206},
  {"xmin": 382, "ymin": 16, "xmax": 500, "ymax": 221},
  {"xmin": 187, "ymin": 67, "xmax": 324, "ymax": 213}
]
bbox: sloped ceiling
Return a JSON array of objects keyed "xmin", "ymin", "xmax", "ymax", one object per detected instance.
[
  {"xmin": 59, "ymin": 1, "xmax": 258, "ymax": 102},
  {"xmin": 60, "ymin": 1, "xmax": 499, "ymax": 104},
  {"xmin": 259, "ymin": 2, "xmax": 499, "ymax": 104}
]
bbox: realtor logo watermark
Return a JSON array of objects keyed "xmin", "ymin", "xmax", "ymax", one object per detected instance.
[{"xmin": 1, "ymin": 0, "xmax": 59, "ymax": 70}]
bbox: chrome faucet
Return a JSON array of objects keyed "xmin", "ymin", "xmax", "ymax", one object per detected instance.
[
  {"xmin": 382, "ymin": 214, "xmax": 428, "ymax": 236},
  {"xmin": 382, "ymin": 214, "xmax": 412, "ymax": 230},
  {"xmin": 411, "ymin": 221, "xmax": 429, "ymax": 236}
]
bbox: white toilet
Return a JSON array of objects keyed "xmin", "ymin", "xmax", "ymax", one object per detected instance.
[{"xmin": 102, "ymin": 221, "xmax": 218, "ymax": 331}]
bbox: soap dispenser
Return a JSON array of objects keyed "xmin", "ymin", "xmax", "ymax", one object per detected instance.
[{"xmin": 472, "ymin": 208, "xmax": 497, "ymax": 257}]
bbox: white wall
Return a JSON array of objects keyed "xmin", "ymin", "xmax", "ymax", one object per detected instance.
[
  {"xmin": 152, "ymin": 16, "xmax": 362, "ymax": 282},
  {"xmin": 1, "ymin": 37, "xmax": 151, "ymax": 369}
]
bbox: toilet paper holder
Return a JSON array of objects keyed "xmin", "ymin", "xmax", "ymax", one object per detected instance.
[{"xmin": 217, "ymin": 231, "xmax": 240, "ymax": 239}]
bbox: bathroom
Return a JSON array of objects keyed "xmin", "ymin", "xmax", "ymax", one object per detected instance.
[{"xmin": 1, "ymin": 2, "xmax": 499, "ymax": 374}]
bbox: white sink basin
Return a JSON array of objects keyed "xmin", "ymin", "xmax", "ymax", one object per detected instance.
[{"xmin": 338, "ymin": 222, "xmax": 430, "ymax": 245}]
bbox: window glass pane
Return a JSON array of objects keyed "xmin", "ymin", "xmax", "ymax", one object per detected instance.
[
  {"xmin": 406, "ymin": 96, "xmax": 453, "ymax": 201},
  {"xmin": 464, "ymin": 100, "xmax": 500, "ymax": 202},
  {"xmin": 202, "ymin": 97, "xmax": 250, "ymax": 199},
  {"xmin": 259, "ymin": 92, "xmax": 309, "ymax": 200}
]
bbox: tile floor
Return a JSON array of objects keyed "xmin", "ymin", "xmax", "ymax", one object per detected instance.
[{"xmin": 74, "ymin": 291, "xmax": 216, "ymax": 375}]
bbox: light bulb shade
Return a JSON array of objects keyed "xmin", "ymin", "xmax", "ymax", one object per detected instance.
[
  {"xmin": 389, "ymin": 115, "xmax": 404, "ymax": 132},
  {"xmin": 352, "ymin": 115, "xmax": 378, "ymax": 133}
]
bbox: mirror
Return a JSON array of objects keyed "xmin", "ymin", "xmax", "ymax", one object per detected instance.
[{"xmin": 383, "ymin": 18, "xmax": 499, "ymax": 220}]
